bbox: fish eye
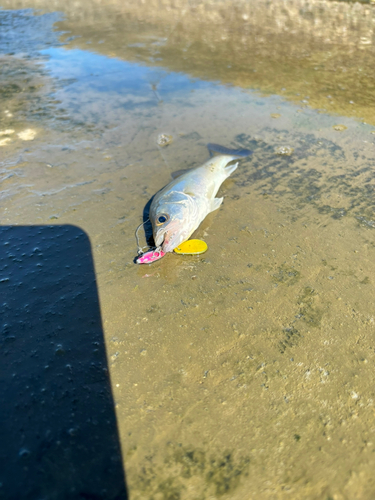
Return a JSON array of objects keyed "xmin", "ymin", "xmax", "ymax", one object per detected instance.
[{"xmin": 156, "ymin": 214, "xmax": 169, "ymax": 225}]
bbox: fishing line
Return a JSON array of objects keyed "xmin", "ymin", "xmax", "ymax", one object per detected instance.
[{"xmin": 135, "ymin": 219, "xmax": 150, "ymax": 255}]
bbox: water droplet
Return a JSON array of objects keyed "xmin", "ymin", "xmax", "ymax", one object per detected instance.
[
  {"xmin": 19, "ymin": 448, "xmax": 31, "ymax": 458},
  {"xmin": 157, "ymin": 134, "xmax": 173, "ymax": 147}
]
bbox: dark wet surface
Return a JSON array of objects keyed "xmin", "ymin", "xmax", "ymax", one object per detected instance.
[
  {"xmin": 0, "ymin": 226, "xmax": 127, "ymax": 499},
  {"xmin": 1, "ymin": 1, "xmax": 375, "ymax": 498}
]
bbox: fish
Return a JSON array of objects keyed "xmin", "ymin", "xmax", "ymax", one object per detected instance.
[{"xmin": 149, "ymin": 153, "xmax": 249, "ymax": 253}]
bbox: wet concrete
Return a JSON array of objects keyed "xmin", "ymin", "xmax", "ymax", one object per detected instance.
[{"xmin": 1, "ymin": 1, "xmax": 375, "ymax": 499}]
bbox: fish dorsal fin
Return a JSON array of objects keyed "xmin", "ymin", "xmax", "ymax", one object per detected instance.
[{"xmin": 171, "ymin": 168, "xmax": 191, "ymax": 180}]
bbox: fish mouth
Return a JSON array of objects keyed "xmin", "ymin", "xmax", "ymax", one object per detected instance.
[
  {"xmin": 161, "ymin": 239, "xmax": 175, "ymax": 253},
  {"xmin": 154, "ymin": 231, "xmax": 165, "ymax": 248},
  {"xmin": 155, "ymin": 230, "xmax": 175, "ymax": 252},
  {"xmin": 162, "ymin": 230, "xmax": 187, "ymax": 253},
  {"xmin": 161, "ymin": 233, "xmax": 175, "ymax": 253},
  {"xmin": 154, "ymin": 220, "xmax": 182, "ymax": 252}
]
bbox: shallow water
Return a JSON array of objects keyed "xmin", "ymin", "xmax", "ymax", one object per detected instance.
[{"xmin": 1, "ymin": 1, "xmax": 375, "ymax": 498}]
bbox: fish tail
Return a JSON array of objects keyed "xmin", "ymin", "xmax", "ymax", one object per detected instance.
[{"xmin": 207, "ymin": 143, "xmax": 252, "ymax": 158}]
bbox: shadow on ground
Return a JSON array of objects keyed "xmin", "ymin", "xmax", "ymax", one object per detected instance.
[{"xmin": 0, "ymin": 225, "xmax": 127, "ymax": 500}]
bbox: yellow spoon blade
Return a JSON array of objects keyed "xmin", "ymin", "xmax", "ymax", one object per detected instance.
[{"xmin": 173, "ymin": 239, "xmax": 208, "ymax": 255}]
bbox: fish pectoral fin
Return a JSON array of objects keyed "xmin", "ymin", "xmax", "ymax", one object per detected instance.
[
  {"xmin": 210, "ymin": 197, "xmax": 223, "ymax": 212},
  {"xmin": 224, "ymin": 161, "xmax": 239, "ymax": 177}
]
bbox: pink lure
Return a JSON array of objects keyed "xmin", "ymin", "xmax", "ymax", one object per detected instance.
[{"xmin": 136, "ymin": 248, "xmax": 165, "ymax": 264}]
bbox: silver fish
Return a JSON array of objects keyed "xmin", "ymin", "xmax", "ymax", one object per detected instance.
[{"xmin": 150, "ymin": 154, "xmax": 243, "ymax": 253}]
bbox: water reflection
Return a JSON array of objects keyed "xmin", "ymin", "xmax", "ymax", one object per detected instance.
[
  {"xmin": 39, "ymin": 47, "xmax": 214, "ymax": 129},
  {"xmin": 41, "ymin": 48, "xmax": 212, "ymax": 95},
  {"xmin": 3, "ymin": 0, "xmax": 372, "ymax": 123}
]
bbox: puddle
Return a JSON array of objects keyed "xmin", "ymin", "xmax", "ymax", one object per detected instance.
[{"xmin": 1, "ymin": 1, "xmax": 375, "ymax": 499}]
